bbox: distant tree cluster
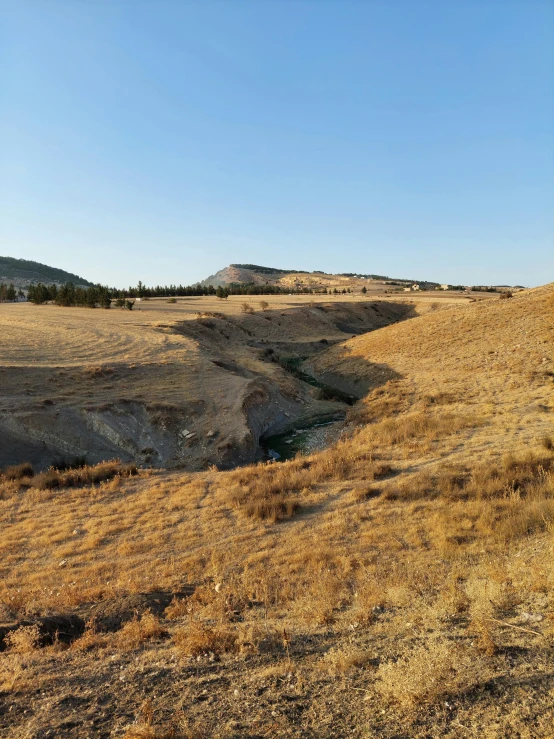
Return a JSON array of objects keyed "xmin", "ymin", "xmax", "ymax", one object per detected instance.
[
  {"xmin": 0, "ymin": 283, "xmax": 21, "ymax": 302},
  {"xmin": 27, "ymin": 282, "xmax": 112, "ymax": 308}
]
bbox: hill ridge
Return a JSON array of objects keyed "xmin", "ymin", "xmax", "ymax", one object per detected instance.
[{"xmin": 0, "ymin": 256, "xmax": 94, "ymax": 287}]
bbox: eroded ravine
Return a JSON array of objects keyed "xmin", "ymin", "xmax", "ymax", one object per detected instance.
[{"xmin": 0, "ymin": 299, "xmax": 415, "ymax": 471}]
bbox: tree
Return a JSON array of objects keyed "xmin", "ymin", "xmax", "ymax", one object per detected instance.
[
  {"xmin": 6, "ymin": 284, "xmax": 16, "ymax": 301},
  {"xmin": 259, "ymin": 300, "xmax": 269, "ymax": 311},
  {"xmin": 98, "ymin": 288, "xmax": 111, "ymax": 309},
  {"xmin": 29, "ymin": 283, "xmax": 51, "ymax": 304},
  {"xmin": 241, "ymin": 302, "xmax": 254, "ymax": 314},
  {"xmin": 216, "ymin": 285, "xmax": 225, "ymax": 300},
  {"xmin": 361, "ymin": 286, "xmax": 367, "ymax": 294}
]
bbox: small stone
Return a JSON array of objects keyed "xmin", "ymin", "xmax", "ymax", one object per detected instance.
[
  {"xmin": 206, "ymin": 430, "xmax": 215, "ymax": 438},
  {"xmin": 519, "ymin": 612, "xmax": 543, "ymax": 623},
  {"xmin": 59, "ymin": 559, "xmax": 67, "ymax": 567}
]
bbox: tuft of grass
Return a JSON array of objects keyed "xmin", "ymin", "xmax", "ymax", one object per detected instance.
[
  {"xmin": 115, "ymin": 611, "xmax": 166, "ymax": 650},
  {"xmin": 376, "ymin": 638, "xmax": 491, "ymax": 708}
]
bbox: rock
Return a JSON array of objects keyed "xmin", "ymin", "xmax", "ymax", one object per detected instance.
[
  {"xmin": 186, "ymin": 432, "xmax": 196, "ymax": 439},
  {"xmin": 180, "ymin": 429, "xmax": 190, "ymax": 437},
  {"xmin": 206, "ymin": 430, "xmax": 216, "ymax": 438},
  {"xmin": 59, "ymin": 559, "xmax": 68, "ymax": 567},
  {"xmin": 519, "ymin": 612, "xmax": 543, "ymax": 623}
]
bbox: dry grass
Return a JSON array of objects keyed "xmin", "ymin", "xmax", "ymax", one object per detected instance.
[
  {"xmin": 376, "ymin": 637, "xmax": 493, "ymax": 708},
  {"xmin": 0, "ymin": 284, "xmax": 553, "ymax": 737},
  {"xmin": 116, "ymin": 611, "xmax": 166, "ymax": 650}
]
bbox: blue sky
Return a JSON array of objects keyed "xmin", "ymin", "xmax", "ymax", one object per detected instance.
[{"xmin": 1, "ymin": 0, "xmax": 553, "ymax": 288}]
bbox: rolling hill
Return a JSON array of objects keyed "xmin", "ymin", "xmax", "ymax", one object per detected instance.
[{"xmin": 0, "ymin": 256, "xmax": 94, "ymax": 287}]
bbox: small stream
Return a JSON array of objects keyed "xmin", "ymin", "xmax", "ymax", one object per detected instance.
[
  {"xmin": 262, "ymin": 419, "xmax": 342, "ymax": 462},
  {"xmin": 278, "ymin": 357, "xmax": 356, "ymax": 405},
  {"xmin": 260, "ymin": 356, "xmax": 354, "ymax": 462}
]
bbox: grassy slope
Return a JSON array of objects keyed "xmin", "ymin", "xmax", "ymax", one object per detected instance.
[{"xmin": 0, "ymin": 287, "xmax": 553, "ymax": 738}]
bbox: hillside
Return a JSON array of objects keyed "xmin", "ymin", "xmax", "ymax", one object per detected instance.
[
  {"xmin": 0, "ymin": 256, "xmax": 94, "ymax": 288},
  {"xmin": 200, "ymin": 263, "xmax": 439, "ymax": 291},
  {"xmin": 0, "ymin": 286, "xmax": 553, "ymax": 738}
]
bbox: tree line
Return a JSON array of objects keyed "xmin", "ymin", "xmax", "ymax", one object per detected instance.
[{"xmin": 23, "ymin": 280, "xmax": 357, "ymax": 308}]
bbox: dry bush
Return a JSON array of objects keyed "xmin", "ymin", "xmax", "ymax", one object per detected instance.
[
  {"xmin": 4, "ymin": 624, "xmax": 41, "ymax": 653},
  {"xmin": 469, "ymin": 618, "xmax": 498, "ymax": 656},
  {"xmin": 241, "ymin": 302, "xmax": 254, "ymax": 314},
  {"xmin": 173, "ymin": 621, "xmax": 238, "ymax": 656},
  {"xmin": 32, "ymin": 460, "xmax": 138, "ymax": 490},
  {"xmin": 71, "ymin": 622, "xmax": 108, "ymax": 652},
  {"xmin": 376, "ymin": 637, "xmax": 490, "ymax": 708},
  {"xmin": 123, "ymin": 702, "xmax": 206, "ymax": 739},
  {"xmin": 244, "ymin": 494, "xmax": 301, "ymax": 522},
  {"xmin": 2, "ymin": 462, "xmax": 34, "ymax": 480},
  {"xmin": 116, "ymin": 611, "xmax": 165, "ymax": 650},
  {"xmin": 323, "ymin": 645, "xmax": 372, "ymax": 676},
  {"xmin": 164, "ymin": 597, "xmax": 190, "ymax": 619}
]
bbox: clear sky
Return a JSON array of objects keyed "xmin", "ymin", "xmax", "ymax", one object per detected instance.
[{"xmin": 1, "ymin": 0, "xmax": 553, "ymax": 288}]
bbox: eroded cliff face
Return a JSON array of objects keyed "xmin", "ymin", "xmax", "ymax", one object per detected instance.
[{"xmin": 0, "ymin": 300, "xmax": 415, "ymax": 471}]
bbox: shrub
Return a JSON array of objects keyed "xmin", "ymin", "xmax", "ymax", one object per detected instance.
[
  {"xmin": 173, "ymin": 621, "xmax": 238, "ymax": 656},
  {"xmin": 32, "ymin": 460, "xmax": 138, "ymax": 490},
  {"xmin": 241, "ymin": 302, "xmax": 254, "ymax": 314},
  {"xmin": 116, "ymin": 611, "xmax": 165, "ymax": 650},
  {"xmin": 2, "ymin": 462, "xmax": 34, "ymax": 480},
  {"xmin": 5, "ymin": 624, "xmax": 41, "ymax": 654}
]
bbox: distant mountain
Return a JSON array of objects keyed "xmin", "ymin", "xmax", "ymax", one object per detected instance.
[{"xmin": 0, "ymin": 257, "xmax": 94, "ymax": 287}]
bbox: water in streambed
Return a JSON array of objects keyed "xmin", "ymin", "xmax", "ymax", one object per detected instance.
[{"xmin": 262, "ymin": 419, "xmax": 342, "ymax": 462}]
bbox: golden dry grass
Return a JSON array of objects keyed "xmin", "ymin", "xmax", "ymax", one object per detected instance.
[{"xmin": 0, "ymin": 285, "xmax": 552, "ymax": 737}]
